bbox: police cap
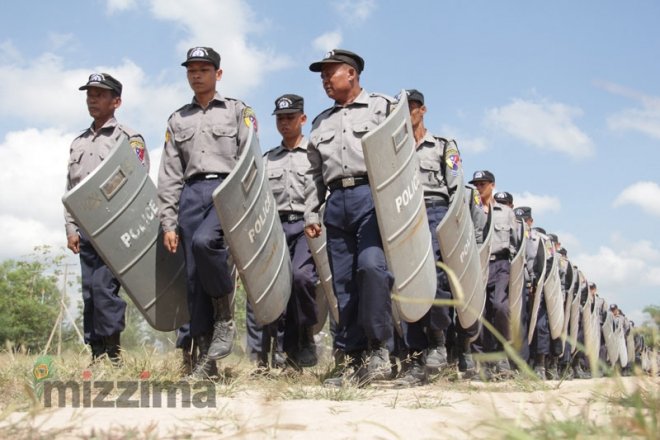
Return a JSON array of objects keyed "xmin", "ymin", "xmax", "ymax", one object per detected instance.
[
  {"xmin": 309, "ymin": 49, "xmax": 364, "ymax": 73},
  {"xmin": 494, "ymin": 191, "xmax": 513, "ymax": 205},
  {"xmin": 468, "ymin": 170, "xmax": 495, "ymax": 184},
  {"xmin": 404, "ymin": 89, "xmax": 424, "ymax": 105},
  {"xmin": 515, "ymin": 206, "xmax": 532, "ymax": 220},
  {"xmin": 182, "ymin": 47, "xmax": 221, "ymax": 69},
  {"xmin": 272, "ymin": 94, "xmax": 304, "ymax": 115},
  {"xmin": 79, "ymin": 73, "xmax": 122, "ymax": 96}
]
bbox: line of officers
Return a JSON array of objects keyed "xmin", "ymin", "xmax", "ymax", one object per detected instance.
[{"xmin": 65, "ymin": 46, "xmax": 647, "ymax": 386}]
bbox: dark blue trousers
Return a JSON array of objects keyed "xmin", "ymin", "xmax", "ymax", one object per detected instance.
[
  {"xmin": 401, "ymin": 204, "xmax": 452, "ymax": 351},
  {"xmin": 79, "ymin": 234, "xmax": 126, "ymax": 343},
  {"xmin": 530, "ymin": 294, "xmax": 551, "ymax": 356},
  {"xmin": 178, "ymin": 179, "xmax": 234, "ymax": 337},
  {"xmin": 474, "ymin": 259, "xmax": 511, "ymax": 353},
  {"xmin": 324, "ymin": 185, "xmax": 394, "ymax": 353},
  {"xmin": 245, "ymin": 219, "xmax": 318, "ymax": 356}
]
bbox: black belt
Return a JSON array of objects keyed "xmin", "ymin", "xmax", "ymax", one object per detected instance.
[
  {"xmin": 327, "ymin": 176, "xmax": 369, "ymax": 191},
  {"xmin": 279, "ymin": 212, "xmax": 304, "ymax": 223},
  {"xmin": 425, "ymin": 198, "xmax": 448, "ymax": 208},
  {"xmin": 185, "ymin": 173, "xmax": 228, "ymax": 183},
  {"xmin": 490, "ymin": 252, "xmax": 510, "ymax": 262}
]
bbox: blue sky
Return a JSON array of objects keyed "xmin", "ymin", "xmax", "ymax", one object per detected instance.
[{"xmin": 0, "ymin": 0, "xmax": 658, "ymax": 325}]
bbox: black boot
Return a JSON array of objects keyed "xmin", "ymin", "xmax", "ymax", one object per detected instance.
[
  {"xmin": 103, "ymin": 333, "xmax": 122, "ymax": 367},
  {"xmin": 457, "ymin": 337, "xmax": 477, "ymax": 379},
  {"xmin": 207, "ymin": 296, "xmax": 236, "ymax": 360},
  {"xmin": 534, "ymin": 354, "xmax": 546, "ymax": 379},
  {"xmin": 294, "ymin": 326, "xmax": 318, "ymax": 368},
  {"xmin": 545, "ymin": 356, "xmax": 559, "ymax": 380},
  {"xmin": 188, "ymin": 333, "xmax": 218, "ymax": 380},
  {"xmin": 89, "ymin": 340, "xmax": 105, "ymax": 365},
  {"xmin": 425, "ymin": 330, "xmax": 448, "ymax": 374},
  {"xmin": 181, "ymin": 344, "xmax": 197, "ymax": 376}
]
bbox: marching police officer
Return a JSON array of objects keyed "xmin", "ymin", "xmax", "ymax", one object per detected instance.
[
  {"xmin": 304, "ymin": 49, "xmax": 395, "ymax": 387},
  {"xmin": 158, "ymin": 47, "xmax": 256, "ymax": 379},
  {"xmin": 65, "ymin": 73, "xmax": 149, "ymax": 365},
  {"xmin": 470, "ymin": 170, "xmax": 520, "ymax": 379},
  {"xmin": 246, "ymin": 94, "xmax": 319, "ymax": 370},
  {"xmin": 393, "ymin": 89, "xmax": 466, "ymax": 386}
]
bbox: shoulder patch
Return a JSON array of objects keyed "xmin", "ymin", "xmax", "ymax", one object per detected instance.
[
  {"xmin": 472, "ymin": 188, "xmax": 483, "ymax": 208},
  {"xmin": 130, "ymin": 139, "xmax": 146, "ymax": 163},
  {"xmin": 243, "ymin": 107, "xmax": 258, "ymax": 132}
]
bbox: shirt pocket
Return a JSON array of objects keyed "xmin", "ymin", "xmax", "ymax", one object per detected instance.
[
  {"xmin": 211, "ymin": 124, "xmax": 239, "ymax": 159},
  {"xmin": 419, "ymin": 159, "xmax": 440, "ymax": 185},
  {"xmin": 173, "ymin": 126, "xmax": 195, "ymax": 143},
  {"xmin": 313, "ymin": 130, "xmax": 336, "ymax": 158},
  {"xmin": 351, "ymin": 120, "xmax": 376, "ymax": 140},
  {"xmin": 68, "ymin": 149, "xmax": 86, "ymax": 182},
  {"xmin": 267, "ymin": 167, "xmax": 285, "ymax": 193}
]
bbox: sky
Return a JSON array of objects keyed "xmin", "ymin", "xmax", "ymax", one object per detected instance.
[{"xmin": 0, "ymin": 0, "xmax": 658, "ymax": 326}]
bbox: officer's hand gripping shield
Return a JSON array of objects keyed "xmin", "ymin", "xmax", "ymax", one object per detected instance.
[{"xmin": 62, "ymin": 137, "xmax": 189, "ymax": 331}]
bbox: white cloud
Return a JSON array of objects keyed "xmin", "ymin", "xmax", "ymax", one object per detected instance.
[
  {"xmin": 148, "ymin": 0, "xmax": 291, "ymax": 95},
  {"xmin": 572, "ymin": 238, "xmax": 660, "ymax": 314},
  {"xmin": 439, "ymin": 124, "xmax": 488, "ymax": 154},
  {"xmin": 313, "ymin": 31, "xmax": 343, "ymax": 53},
  {"xmin": 598, "ymin": 81, "xmax": 660, "ymax": 140},
  {"xmin": 613, "ymin": 181, "xmax": 660, "ymax": 217},
  {"xmin": 511, "ymin": 191, "xmax": 561, "ymax": 215},
  {"xmin": 332, "ymin": 0, "xmax": 377, "ymax": 23},
  {"xmin": 0, "ymin": 129, "xmax": 73, "ymax": 260},
  {"xmin": 486, "ymin": 98, "xmax": 594, "ymax": 158},
  {"xmin": 106, "ymin": 0, "xmax": 138, "ymax": 13}
]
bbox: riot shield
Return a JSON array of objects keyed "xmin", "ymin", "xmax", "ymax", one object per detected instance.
[
  {"xmin": 527, "ymin": 243, "xmax": 548, "ymax": 344},
  {"xmin": 478, "ymin": 204, "xmax": 494, "ymax": 289},
  {"xmin": 561, "ymin": 261, "xmax": 576, "ymax": 343},
  {"xmin": 602, "ymin": 310, "xmax": 619, "ymax": 366},
  {"xmin": 436, "ymin": 180, "xmax": 486, "ymax": 330},
  {"xmin": 306, "ymin": 205, "xmax": 338, "ymax": 330},
  {"xmin": 508, "ymin": 221, "xmax": 526, "ymax": 349},
  {"xmin": 212, "ymin": 127, "xmax": 292, "ymax": 325},
  {"xmin": 312, "ymin": 282, "xmax": 329, "ymax": 334},
  {"xmin": 617, "ymin": 322, "xmax": 628, "ymax": 368},
  {"xmin": 582, "ymin": 293, "xmax": 602, "ymax": 374},
  {"xmin": 362, "ymin": 91, "xmax": 436, "ymax": 322},
  {"xmin": 569, "ymin": 292, "xmax": 581, "ymax": 353},
  {"xmin": 62, "ymin": 136, "xmax": 188, "ymax": 331},
  {"xmin": 543, "ymin": 256, "xmax": 564, "ymax": 340},
  {"xmin": 625, "ymin": 323, "xmax": 634, "ymax": 368}
]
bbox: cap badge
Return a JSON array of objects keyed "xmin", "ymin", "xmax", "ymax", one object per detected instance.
[
  {"xmin": 89, "ymin": 73, "xmax": 104, "ymax": 82},
  {"xmin": 325, "ymin": 50, "xmax": 335, "ymax": 58},
  {"xmin": 475, "ymin": 171, "xmax": 484, "ymax": 178},
  {"xmin": 190, "ymin": 47, "xmax": 207, "ymax": 57},
  {"xmin": 277, "ymin": 98, "xmax": 292, "ymax": 109}
]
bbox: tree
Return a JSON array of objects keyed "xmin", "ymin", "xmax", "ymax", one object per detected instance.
[{"xmin": 0, "ymin": 246, "xmax": 67, "ymax": 352}]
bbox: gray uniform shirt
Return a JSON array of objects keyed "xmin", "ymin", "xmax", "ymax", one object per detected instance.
[
  {"xmin": 415, "ymin": 131, "xmax": 462, "ymax": 204},
  {"xmin": 469, "ymin": 187, "xmax": 487, "ymax": 244},
  {"xmin": 305, "ymin": 89, "xmax": 393, "ymax": 225},
  {"xmin": 264, "ymin": 137, "xmax": 310, "ymax": 214},
  {"xmin": 64, "ymin": 117, "xmax": 148, "ymax": 237},
  {"xmin": 157, "ymin": 92, "xmax": 253, "ymax": 232},
  {"xmin": 489, "ymin": 201, "xmax": 520, "ymax": 257}
]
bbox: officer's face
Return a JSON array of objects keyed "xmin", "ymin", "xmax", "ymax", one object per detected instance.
[
  {"xmin": 276, "ymin": 112, "xmax": 306, "ymax": 140},
  {"xmin": 408, "ymin": 101, "xmax": 426, "ymax": 127},
  {"xmin": 320, "ymin": 63, "xmax": 354, "ymax": 102},
  {"xmin": 186, "ymin": 61, "xmax": 222, "ymax": 95},
  {"xmin": 86, "ymin": 88, "xmax": 120, "ymax": 123},
  {"xmin": 474, "ymin": 181, "xmax": 494, "ymax": 199}
]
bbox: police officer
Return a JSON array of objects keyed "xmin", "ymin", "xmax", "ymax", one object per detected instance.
[
  {"xmin": 494, "ymin": 191, "xmax": 514, "ymax": 209},
  {"xmin": 158, "ymin": 47, "xmax": 255, "ymax": 379},
  {"xmin": 393, "ymin": 89, "xmax": 466, "ymax": 386},
  {"xmin": 470, "ymin": 170, "xmax": 520, "ymax": 379},
  {"xmin": 304, "ymin": 49, "xmax": 395, "ymax": 387},
  {"xmin": 246, "ymin": 94, "xmax": 319, "ymax": 369},
  {"xmin": 65, "ymin": 73, "xmax": 149, "ymax": 365}
]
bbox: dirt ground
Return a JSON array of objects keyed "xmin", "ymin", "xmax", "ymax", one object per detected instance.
[{"xmin": 4, "ymin": 374, "xmax": 657, "ymax": 439}]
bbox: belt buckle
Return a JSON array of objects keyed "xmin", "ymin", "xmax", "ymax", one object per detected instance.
[
  {"xmin": 205, "ymin": 174, "xmax": 219, "ymax": 180},
  {"xmin": 288, "ymin": 214, "xmax": 297, "ymax": 222},
  {"xmin": 342, "ymin": 177, "xmax": 355, "ymax": 188}
]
